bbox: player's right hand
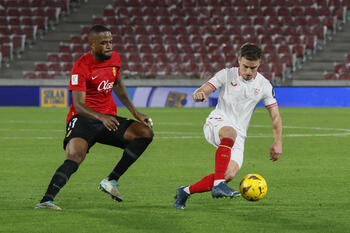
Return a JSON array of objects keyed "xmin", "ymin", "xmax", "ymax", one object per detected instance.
[
  {"xmin": 192, "ymin": 91, "xmax": 208, "ymax": 102},
  {"xmin": 100, "ymin": 115, "xmax": 120, "ymax": 131}
]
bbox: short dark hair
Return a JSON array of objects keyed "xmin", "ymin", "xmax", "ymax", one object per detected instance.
[
  {"xmin": 88, "ymin": 25, "xmax": 110, "ymax": 35},
  {"xmin": 240, "ymin": 43, "xmax": 262, "ymax": 61}
]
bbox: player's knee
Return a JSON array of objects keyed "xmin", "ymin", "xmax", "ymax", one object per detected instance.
[
  {"xmin": 139, "ymin": 125, "xmax": 154, "ymax": 139},
  {"xmin": 219, "ymin": 127, "xmax": 237, "ymax": 141},
  {"xmin": 66, "ymin": 145, "xmax": 87, "ymax": 164}
]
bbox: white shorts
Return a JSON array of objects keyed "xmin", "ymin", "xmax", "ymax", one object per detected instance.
[{"xmin": 203, "ymin": 116, "xmax": 245, "ymax": 169}]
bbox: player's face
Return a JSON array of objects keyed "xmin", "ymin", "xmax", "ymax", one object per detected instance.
[
  {"xmin": 91, "ymin": 31, "xmax": 113, "ymax": 61},
  {"xmin": 238, "ymin": 57, "xmax": 260, "ymax": 81}
]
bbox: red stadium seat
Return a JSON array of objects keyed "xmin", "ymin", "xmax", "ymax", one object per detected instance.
[
  {"xmin": 136, "ymin": 35, "xmax": 150, "ymax": 44},
  {"xmin": 338, "ymin": 73, "xmax": 350, "ymax": 80},
  {"xmin": 128, "ymin": 54, "xmax": 141, "ymax": 63},
  {"xmin": 48, "ymin": 62, "xmax": 61, "ymax": 72},
  {"xmin": 134, "ymin": 26, "xmax": 147, "ymax": 35},
  {"xmin": 259, "ymin": 35, "xmax": 273, "ymax": 45},
  {"xmin": 277, "ymin": 44, "xmax": 291, "ymax": 55},
  {"xmin": 62, "ymin": 62, "xmax": 73, "ymax": 72},
  {"xmin": 124, "ymin": 36, "xmax": 136, "ymax": 45},
  {"xmin": 166, "ymin": 44, "xmax": 180, "ymax": 53},
  {"xmin": 48, "ymin": 53, "xmax": 60, "ymax": 62},
  {"xmin": 263, "ymin": 44, "xmax": 276, "ymax": 54},
  {"xmin": 72, "ymin": 44, "xmax": 84, "ymax": 53},
  {"xmin": 35, "ymin": 62, "xmax": 48, "ymax": 72},
  {"xmin": 266, "ymin": 54, "xmax": 280, "ymax": 64},
  {"xmin": 141, "ymin": 54, "xmax": 154, "ymax": 64},
  {"xmin": 125, "ymin": 45, "xmax": 138, "ymax": 53},
  {"xmin": 144, "ymin": 64, "xmax": 157, "ymax": 75},
  {"xmin": 192, "ymin": 44, "xmax": 207, "ymax": 54},
  {"xmin": 162, "ymin": 36, "xmax": 176, "ymax": 45},
  {"xmin": 59, "ymin": 43, "xmax": 71, "ymax": 53},
  {"xmin": 276, "ymin": 7, "xmax": 289, "ymax": 16},
  {"xmin": 153, "ymin": 44, "xmax": 166, "ymax": 53},
  {"xmin": 157, "ymin": 64, "xmax": 172, "ymax": 75},
  {"xmin": 177, "ymin": 35, "xmax": 190, "ymax": 44},
  {"xmin": 129, "ymin": 63, "xmax": 143, "ymax": 74},
  {"xmin": 179, "ymin": 44, "xmax": 192, "ymax": 54},
  {"xmin": 23, "ymin": 71, "xmax": 37, "ymax": 79},
  {"xmin": 156, "ymin": 53, "xmax": 171, "ymax": 64},
  {"xmin": 218, "ymin": 35, "xmax": 231, "ymax": 44},
  {"xmin": 139, "ymin": 44, "xmax": 152, "ymax": 53},
  {"xmin": 103, "ymin": 5, "xmax": 114, "ymax": 17},
  {"xmin": 168, "ymin": 53, "xmax": 182, "ymax": 63},
  {"xmin": 185, "ymin": 63, "xmax": 199, "ymax": 75},
  {"xmin": 324, "ymin": 73, "xmax": 338, "ymax": 80},
  {"xmin": 211, "ymin": 54, "xmax": 225, "ymax": 63},
  {"xmin": 334, "ymin": 63, "xmax": 346, "ymax": 74},
  {"xmin": 271, "ymin": 63, "xmax": 285, "ymax": 77},
  {"xmin": 60, "ymin": 53, "xmax": 73, "ymax": 63},
  {"xmin": 258, "ymin": 63, "xmax": 271, "ymax": 74},
  {"xmin": 292, "ymin": 44, "xmax": 305, "ymax": 58},
  {"xmin": 290, "ymin": 7, "xmax": 304, "ymax": 16}
]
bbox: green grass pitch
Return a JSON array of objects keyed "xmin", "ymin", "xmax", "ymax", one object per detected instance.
[{"xmin": 0, "ymin": 107, "xmax": 349, "ymax": 233}]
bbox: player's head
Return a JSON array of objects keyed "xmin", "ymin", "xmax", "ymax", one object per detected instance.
[
  {"xmin": 88, "ymin": 25, "xmax": 113, "ymax": 61},
  {"xmin": 238, "ymin": 43, "xmax": 262, "ymax": 81}
]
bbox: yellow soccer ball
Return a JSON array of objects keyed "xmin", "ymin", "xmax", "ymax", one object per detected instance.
[{"xmin": 240, "ymin": 174, "xmax": 268, "ymax": 201}]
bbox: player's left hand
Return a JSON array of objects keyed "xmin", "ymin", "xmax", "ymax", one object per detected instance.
[
  {"xmin": 269, "ymin": 142, "xmax": 282, "ymax": 161},
  {"xmin": 134, "ymin": 112, "xmax": 153, "ymax": 128}
]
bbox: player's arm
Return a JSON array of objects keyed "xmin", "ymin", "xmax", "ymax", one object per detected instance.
[
  {"xmin": 268, "ymin": 105, "xmax": 282, "ymax": 161},
  {"xmin": 113, "ymin": 78, "xmax": 152, "ymax": 127},
  {"xmin": 72, "ymin": 90, "xmax": 120, "ymax": 131},
  {"xmin": 192, "ymin": 83, "xmax": 215, "ymax": 102}
]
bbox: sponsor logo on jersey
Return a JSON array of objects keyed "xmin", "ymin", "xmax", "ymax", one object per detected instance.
[
  {"xmin": 254, "ymin": 88, "xmax": 261, "ymax": 95},
  {"xmin": 71, "ymin": 74, "xmax": 78, "ymax": 85},
  {"xmin": 91, "ymin": 75, "xmax": 99, "ymax": 80},
  {"xmin": 231, "ymin": 82, "xmax": 238, "ymax": 87},
  {"xmin": 97, "ymin": 80, "xmax": 114, "ymax": 92}
]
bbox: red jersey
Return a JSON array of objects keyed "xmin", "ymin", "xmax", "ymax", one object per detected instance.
[{"xmin": 66, "ymin": 51, "xmax": 121, "ymax": 123}]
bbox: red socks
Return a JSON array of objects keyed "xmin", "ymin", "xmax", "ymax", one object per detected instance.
[
  {"xmin": 214, "ymin": 137, "xmax": 234, "ymax": 180},
  {"xmin": 189, "ymin": 173, "xmax": 215, "ymax": 193},
  {"xmin": 188, "ymin": 137, "xmax": 234, "ymax": 194}
]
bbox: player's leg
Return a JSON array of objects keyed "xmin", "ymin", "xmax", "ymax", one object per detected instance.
[
  {"xmin": 225, "ymin": 160, "xmax": 240, "ymax": 182},
  {"xmin": 174, "ymin": 122, "xmax": 236, "ymax": 209},
  {"xmin": 98, "ymin": 118, "xmax": 153, "ymax": 202},
  {"xmin": 106, "ymin": 121, "xmax": 153, "ymax": 182},
  {"xmin": 35, "ymin": 115, "xmax": 97, "ymax": 210},
  {"xmin": 35, "ymin": 138, "xmax": 88, "ymax": 210},
  {"xmin": 211, "ymin": 126, "xmax": 241, "ymax": 198}
]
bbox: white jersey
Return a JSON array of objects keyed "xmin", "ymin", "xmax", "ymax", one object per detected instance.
[{"xmin": 206, "ymin": 67, "xmax": 277, "ymax": 138}]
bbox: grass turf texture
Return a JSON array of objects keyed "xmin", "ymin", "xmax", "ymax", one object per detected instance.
[{"xmin": 0, "ymin": 107, "xmax": 349, "ymax": 233}]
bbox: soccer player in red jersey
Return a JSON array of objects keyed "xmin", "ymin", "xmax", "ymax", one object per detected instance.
[{"xmin": 35, "ymin": 25, "xmax": 153, "ymax": 210}]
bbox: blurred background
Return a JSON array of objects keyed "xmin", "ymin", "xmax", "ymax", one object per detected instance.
[{"xmin": 0, "ymin": 0, "xmax": 349, "ymax": 107}]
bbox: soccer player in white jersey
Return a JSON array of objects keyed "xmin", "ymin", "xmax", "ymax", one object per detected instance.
[{"xmin": 174, "ymin": 43, "xmax": 283, "ymax": 209}]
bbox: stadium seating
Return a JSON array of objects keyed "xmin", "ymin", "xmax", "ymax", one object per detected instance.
[
  {"xmin": 0, "ymin": 0, "xmax": 83, "ymax": 70},
  {"xmin": 324, "ymin": 53, "xmax": 350, "ymax": 80},
  {"xmin": 18, "ymin": 0, "xmax": 348, "ymax": 82}
]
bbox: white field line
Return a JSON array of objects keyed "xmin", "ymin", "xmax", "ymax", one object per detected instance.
[
  {"xmin": 1, "ymin": 124, "xmax": 350, "ymax": 140},
  {"xmin": 1, "ymin": 133, "xmax": 350, "ymax": 140}
]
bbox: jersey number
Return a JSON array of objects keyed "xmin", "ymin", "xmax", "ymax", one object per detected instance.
[{"xmin": 67, "ymin": 117, "xmax": 78, "ymax": 131}]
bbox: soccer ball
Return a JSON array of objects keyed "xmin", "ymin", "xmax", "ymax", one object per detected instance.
[{"xmin": 239, "ymin": 174, "xmax": 268, "ymax": 201}]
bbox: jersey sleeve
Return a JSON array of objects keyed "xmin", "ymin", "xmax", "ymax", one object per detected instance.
[
  {"xmin": 262, "ymin": 81, "xmax": 278, "ymax": 108},
  {"xmin": 206, "ymin": 69, "xmax": 226, "ymax": 91},
  {"xmin": 69, "ymin": 61, "xmax": 88, "ymax": 92}
]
